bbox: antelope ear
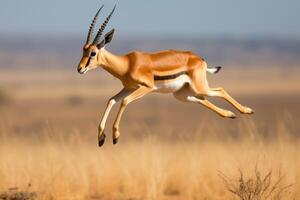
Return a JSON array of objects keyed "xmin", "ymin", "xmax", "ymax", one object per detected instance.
[
  {"xmin": 104, "ymin": 29, "xmax": 115, "ymax": 44},
  {"xmin": 97, "ymin": 29, "xmax": 115, "ymax": 49},
  {"xmin": 97, "ymin": 40, "xmax": 105, "ymax": 49},
  {"xmin": 96, "ymin": 29, "xmax": 115, "ymax": 49}
]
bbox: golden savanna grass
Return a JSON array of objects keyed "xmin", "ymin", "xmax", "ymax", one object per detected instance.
[
  {"xmin": 0, "ymin": 67, "xmax": 300, "ymax": 199},
  {"xmin": 0, "ymin": 122, "xmax": 298, "ymax": 200}
]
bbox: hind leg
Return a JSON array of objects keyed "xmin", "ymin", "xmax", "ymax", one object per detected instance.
[
  {"xmin": 208, "ymin": 87, "xmax": 253, "ymax": 114},
  {"xmin": 173, "ymin": 85, "xmax": 236, "ymax": 118},
  {"xmin": 188, "ymin": 96, "xmax": 236, "ymax": 118}
]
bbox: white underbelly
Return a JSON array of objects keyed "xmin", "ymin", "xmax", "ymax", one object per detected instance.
[{"xmin": 153, "ymin": 74, "xmax": 191, "ymax": 93}]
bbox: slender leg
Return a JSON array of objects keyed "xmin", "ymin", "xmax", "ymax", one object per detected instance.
[
  {"xmin": 209, "ymin": 87, "xmax": 253, "ymax": 114},
  {"xmin": 98, "ymin": 88, "xmax": 131, "ymax": 147},
  {"xmin": 187, "ymin": 96, "xmax": 236, "ymax": 118},
  {"xmin": 173, "ymin": 85, "xmax": 235, "ymax": 118},
  {"xmin": 112, "ymin": 86, "xmax": 152, "ymax": 144}
]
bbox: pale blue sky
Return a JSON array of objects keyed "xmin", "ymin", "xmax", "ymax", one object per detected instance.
[{"xmin": 0, "ymin": 0, "xmax": 299, "ymax": 39}]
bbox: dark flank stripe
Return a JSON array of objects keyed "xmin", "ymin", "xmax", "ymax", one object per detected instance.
[{"xmin": 154, "ymin": 71, "xmax": 187, "ymax": 81}]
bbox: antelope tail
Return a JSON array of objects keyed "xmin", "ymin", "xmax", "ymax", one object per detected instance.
[{"xmin": 207, "ymin": 66, "xmax": 222, "ymax": 74}]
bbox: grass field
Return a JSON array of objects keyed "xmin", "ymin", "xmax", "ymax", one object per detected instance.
[{"xmin": 0, "ymin": 67, "xmax": 299, "ymax": 199}]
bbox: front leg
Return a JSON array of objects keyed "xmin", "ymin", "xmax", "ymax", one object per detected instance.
[
  {"xmin": 98, "ymin": 88, "xmax": 131, "ymax": 147},
  {"xmin": 112, "ymin": 86, "xmax": 153, "ymax": 144}
]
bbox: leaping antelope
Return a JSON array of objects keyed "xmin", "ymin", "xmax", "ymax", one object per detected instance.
[{"xmin": 77, "ymin": 5, "xmax": 254, "ymax": 147}]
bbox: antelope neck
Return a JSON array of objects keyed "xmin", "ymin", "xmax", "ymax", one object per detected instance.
[{"xmin": 99, "ymin": 49, "xmax": 129, "ymax": 79}]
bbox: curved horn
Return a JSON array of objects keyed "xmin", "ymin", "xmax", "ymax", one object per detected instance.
[
  {"xmin": 86, "ymin": 5, "xmax": 104, "ymax": 44},
  {"xmin": 93, "ymin": 5, "xmax": 116, "ymax": 45}
]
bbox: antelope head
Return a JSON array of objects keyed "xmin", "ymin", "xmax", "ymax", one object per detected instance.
[{"xmin": 78, "ymin": 5, "xmax": 116, "ymax": 74}]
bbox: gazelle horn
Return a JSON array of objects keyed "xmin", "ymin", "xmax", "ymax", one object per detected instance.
[
  {"xmin": 93, "ymin": 5, "xmax": 116, "ymax": 45},
  {"xmin": 86, "ymin": 5, "xmax": 104, "ymax": 44}
]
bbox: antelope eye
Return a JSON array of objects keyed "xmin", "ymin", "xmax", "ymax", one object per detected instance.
[{"xmin": 90, "ymin": 52, "xmax": 96, "ymax": 57}]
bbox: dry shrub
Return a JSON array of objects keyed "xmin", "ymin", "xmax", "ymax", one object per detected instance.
[
  {"xmin": 220, "ymin": 168, "xmax": 294, "ymax": 200},
  {"xmin": 0, "ymin": 88, "xmax": 11, "ymax": 106},
  {"xmin": 65, "ymin": 95, "xmax": 83, "ymax": 106},
  {"xmin": 0, "ymin": 184, "xmax": 36, "ymax": 200}
]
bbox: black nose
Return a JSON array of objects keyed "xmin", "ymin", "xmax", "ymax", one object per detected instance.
[{"xmin": 77, "ymin": 67, "xmax": 82, "ymax": 73}]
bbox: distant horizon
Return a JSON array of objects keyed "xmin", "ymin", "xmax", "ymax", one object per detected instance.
[{"xmin": 1, "ymin": 34, "xmax": 299, "ymax": 69}]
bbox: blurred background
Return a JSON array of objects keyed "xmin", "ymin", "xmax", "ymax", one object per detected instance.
[
  {"xmin": 0, "ymin": 0, "xmax": 300, "ymax": 199},
  {"xmin": 0, "ymin": 0, "xmax": 299, "ymax": 136}
]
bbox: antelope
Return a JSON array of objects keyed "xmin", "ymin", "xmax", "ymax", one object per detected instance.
[{"xmin": 77, "ymin": 5, "xmax": 254, "ymax": 147}]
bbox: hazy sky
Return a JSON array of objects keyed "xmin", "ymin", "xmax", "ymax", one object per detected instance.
[{"xmin": 0, "ymin": 0, "xmax": 299, "ymax": 39}]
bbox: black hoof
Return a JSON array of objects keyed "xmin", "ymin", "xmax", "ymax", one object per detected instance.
[
  {"xmin": 230, "ymin": 115, "xmax": 236, "ymax": 119},
  {"xmin": 113, "ymin": 137, "xmax": 119, "ymax": 145},
  {"xmin": 98, "ymin": 134, "xmax": 106, "ymax": 147}
]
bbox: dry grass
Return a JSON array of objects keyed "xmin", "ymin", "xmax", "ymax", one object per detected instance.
[{"xmin": 0, "ymin": 123, "xmax": 299, "ymax": 200}]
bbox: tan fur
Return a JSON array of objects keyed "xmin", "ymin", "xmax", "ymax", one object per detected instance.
[{"xmin": 78, "ymin": 45, "xmax": 254, "ymax": 146}]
